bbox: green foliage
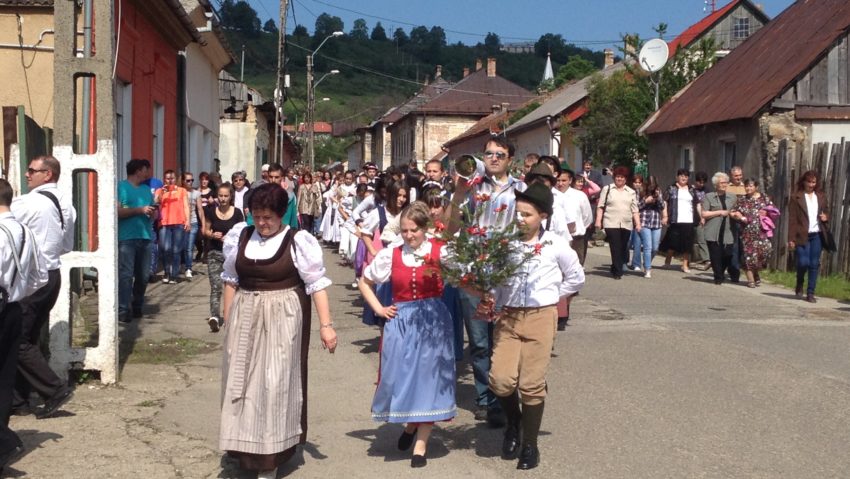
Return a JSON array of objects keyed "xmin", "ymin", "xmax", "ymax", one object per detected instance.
[
  {"xmin": 314, "ymin": 13, "xmax": 344, "ymax": 40},
  {"xmin": 292, "ymin": 24, "xmax": 308, "ymax": 38},
  {"xmin": 535, "ymin": 33, "xmax": 606, "ymax": 67},
  {"xmin": 218, "ymin": 0, "xmax": 261, "ymax": 36},
  {"xmin": 484, "ymin": 32, "xmax": 501, "ymax": 56},
  {"xmin": 393, "ymin": 27, "xmax": 409, "ymax": 47},
  {"xmin": 350, "ymin": 18, "xmax": 368, "ymax": 41},
  {"xmin": 508, "ymin": 101, "xmax": 541, "ymax": 125},
  {"xmin": 371, "ymin": 22, "xmax": 388, "ymax": 42},
  {"xmin": 760, "ymin": 270, "xmax": 850, "ymax": 301},
  {"xmin": 554, "ymin": 55, "xmax": 596, "ymax": 87},
  {"xmin": 580, "ymin": 33, "xmax": 718, "ymax": 167},
  {"xmin": 313, "ymin": 135, "xmax": 353, "ymax": 167},
  {"xmin": 262, "ymin": 19, "xmax": 277, "ymax": 34}
]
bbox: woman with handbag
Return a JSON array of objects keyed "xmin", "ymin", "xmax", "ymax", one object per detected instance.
[
  {"xmin": 594, "ymin": 166, "xmax": 641, "ymax": 280},
  {"xmin": 787, "ymin": 170, "xmax": 829, "ymax": 303}
]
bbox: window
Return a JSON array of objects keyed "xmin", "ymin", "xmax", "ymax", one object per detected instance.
[
  {"xmin": 733, "ymin": 17, "xmax": 750, "ymax": 40},
  {"xmin": 680, "ymin": 145, "xmax": 694, "ymax": 172},
  {"xmin": 152, "ymin": 103, "xmax": 165, "ymax": 175},
  {"xmin": 721, "ymin": 140, "xmax": 736, "ymax": 173}
]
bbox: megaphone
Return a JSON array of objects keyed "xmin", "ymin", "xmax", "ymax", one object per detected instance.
[{"xmin": 454, "ymin": 154, "xmax": 485, "ymax": 181}]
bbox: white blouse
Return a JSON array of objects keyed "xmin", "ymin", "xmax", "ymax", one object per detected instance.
[
  {"xmin": 492, "ymin": 231, "xmax": 585, "ymax": 309},
  {"xmin": 363, "ymin": 240, "xmax": 449, "ymax": 284},
  {"xmin": 221, "ymin": 223, "xmax": 332, "ymax": 295},
  {"xmin": 805, "ymin": 192, "xmax": 819, "ymax": 233}
]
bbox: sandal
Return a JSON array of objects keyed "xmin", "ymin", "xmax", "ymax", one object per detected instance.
[{"xmin": 747, "ymin": 282, "xmax": 756, "ymax": 288}]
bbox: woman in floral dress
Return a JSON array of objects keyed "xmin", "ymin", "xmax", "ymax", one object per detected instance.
[{"xmin": 731, "ymin": 178, "xmax": 773, "ymax": 287}]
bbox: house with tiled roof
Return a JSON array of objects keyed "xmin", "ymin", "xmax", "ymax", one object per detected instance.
[
  {"xmin": 639, "ymin": 0, "xmax": 850, "ymax": 201},
  {"xmin": 668, "ymin": 0, "xmax": 769, "ymax": 57},
  {"xmin": 386, "ymin": 58, "xmax": 535, "ymax": 169}
]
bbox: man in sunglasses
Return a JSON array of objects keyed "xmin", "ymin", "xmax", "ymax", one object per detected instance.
[
  {"xmin": 10, "ymin": 156, "xmax": 77, "ymax": 419},
  {"xmin": 448, "ymin": 137, "xmax": 526, "ymax": 429}
]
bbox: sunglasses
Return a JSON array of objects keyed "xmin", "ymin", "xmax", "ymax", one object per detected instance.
[
  {"xmin": 483, "ymin": 151, "xmax": 508, "ymax": 159},
  {"xmin": 26, "ymin": 168, "xmax": 49, "ymax": 175},
  {"xmin": 184, "ymin": 179, "xmax": 194, "ymax": 183}
]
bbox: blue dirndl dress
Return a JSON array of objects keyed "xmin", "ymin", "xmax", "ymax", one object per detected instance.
[{"xmin": 368, "ymin": 240, "xmax": 456, "ymax": 423}]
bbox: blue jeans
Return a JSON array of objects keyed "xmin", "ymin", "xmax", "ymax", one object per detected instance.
[
  {"xmin": 182, "ymin": 222, "xmax": 199, "ymax": 271},
  {"xmin": 631, "ymin": 227, "xmax": 662, "ymax": 270},
  {"xmin": 796, "ymin": 232, "xmax": 822, "ymax": 295},
  {"xmin": 459, "ymin": 290, "xmax": 498, "ymax": 410},
  {"xmin": 118, "ymin": 239, "xmax": 153, "ymax": 316},
  {"xmin": 159, "ymin": 225, "xmax": 186, "ymax": 279}
]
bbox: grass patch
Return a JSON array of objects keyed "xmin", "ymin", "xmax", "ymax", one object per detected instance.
[
  {"xmin": 135, "ymin": 399, "xmax": 163, "ymax": 408},
  {"xmin": 123, "ymin": 337, "xmax": 217, "ymax": 365},
  {"xmin": 760, "ymin": 270, "xmax": 850, "ymax": 301}
]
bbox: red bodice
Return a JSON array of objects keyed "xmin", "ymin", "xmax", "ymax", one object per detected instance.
[{"xmin": 391, "ymin": 238, "xmax": 444, "ymax": 302}]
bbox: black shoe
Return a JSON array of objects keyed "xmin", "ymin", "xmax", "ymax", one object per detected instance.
[
  {"xmin": 473, "ymin": 406, "xmax": 488, "ymax": 421},
  {"xmin": 557, "ymin": 317, "xmax": 569, "ymax": 331},
  {"xmin": 132, "ymin": 307, "xmax": 143, "ymax": 319},
  {"xmin": 36, "ymin": 387, "xmax": 73, "ymax": 419},
  {"xmin": 517, "ymin": 443, "xmax": 539, "ymax": 470},
  {"xmin": 795, "ymin": 285, "xmax": 804, "ymax": 298},
  {"xmin": 11, "ymin": 404, "xmax": 33, "ymax": 416},
  {"xmin": 208, "ymin": 316, "xmax": 221, "ymax": 333},
  {"xmin": 0, "ymin": 445, "xmax": 24, "ymax": 470},
  {"xmin": 397, "ymin": 428, "xmax": 417, "ymax": 451},
  {"xmin": 502, "ymin": 424, "xmax": 521, "ymax": 459},
  {"xmin": 118, "ymin": 313, "xmax": 132, "ymax": 324},
  {"xmin": 806, "ymin": 294, "xmax": 817, "ymax": 303},
  {"xmin": 486, "ymin": 408, "xmax": 506, "ymax": 428},
  {"xmin": 410, "ymin": 454, "xmax": 427, "ymax": 468}
]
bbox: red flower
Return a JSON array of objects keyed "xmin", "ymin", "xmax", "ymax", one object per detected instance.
[
  {"xmin": 467, "ymin": 176, "xmax": 483, "ymax": 187},
  {"xmin": 460, "ymin": 273, "xmax": 475, "ymax": 284},
  {"xmin": 433, "ymin": 220, "xmax": 446, "ymax": 232},
  {"xmin": 477, "ymin": 254, "xmax": 488, "ymax": 261},
  {"xmin": 494, "ymin": 204, "xmax": 507, "ymax": 213},
  {"xmin": 533, "ymin": 243, "xmax": 544, "ymax": 255},
  {"xmin": 423, "ymin": 254, "xmax": 432, "ymax": 263},
  {"xmin": 477, "ymin": 227, "xmax": 488, "ymax": 237},
  {"xmin": 466, "ymin": 226, "xmax": 479, "ymax": 235}
]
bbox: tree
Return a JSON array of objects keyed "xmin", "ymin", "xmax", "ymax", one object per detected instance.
[
  {"xmin": 371, "ymin": 22, "xmax": 388, "ymax": 42},
  {"xmin": 350, "ymin": 18, "xmax": 368, "ymax": 40},
  {"xmin": 409, "ymin": 26, "xmax": 429, "ymax": 45},
  {"xmin": 262, "ymin": 19, "xmax": 278, "ymax": 34},
  {"xmin": 219, "ymin": 0, "xmax": 261, "ymax": 36},
  {"xmin": 393, "ymin": 27, "xmax": 409, "ymax": 47},
  {"xmin": 292, "ymin": 24, "xmax": 308, "ymax": 38},
  {"xmin": 484, "ymin": 32, "xmax": 501, "ymax": 56},
  {"xmin": 535, "ymin": 33, "xmax": 566, "ymax": 60},
  {"xmin": 314, "ymin": 13, "xmax": 344, "ymax": 40},
  {"xmin": 554, "ymin": 55, "xmax": 596, "ymax": 87}
]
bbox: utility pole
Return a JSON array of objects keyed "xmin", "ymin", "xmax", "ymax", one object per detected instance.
[
  {"xmin": 274, "ymin": 0, "xmax": 289, "ymax": 167},
  {"xmin": 306, "ymin": 52, "xmax": 314, "ymax": 170}
]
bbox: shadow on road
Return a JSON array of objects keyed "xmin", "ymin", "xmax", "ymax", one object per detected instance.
[{"xmin": 5, "ymin": 429, "xmax": 64, "ymax": 477}]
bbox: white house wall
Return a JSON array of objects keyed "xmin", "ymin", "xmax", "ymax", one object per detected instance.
[
  {"xmin": 511, "ymin": 124, "xmax": 557, "ymax": 160},
  {"xmin": 219, "ymin": 120, "xmax": 264, "ymax": 182},
  {"xmin": 811, "ymin": 121, "xmax": 849, "ymax": 148}
]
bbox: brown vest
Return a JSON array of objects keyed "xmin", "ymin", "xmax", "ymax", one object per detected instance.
[{"xmin": 235, "ymin": 226, "xmax": 305, "ymax": 291}]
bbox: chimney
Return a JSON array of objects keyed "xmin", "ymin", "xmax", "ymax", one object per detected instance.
[
  {"xmin": 604, "ymin": 49, "xmax": 614, "ymax": 68},
  {"xmin": 475, "ymin": 58, "xmax": 483, "ymax": 71},
  {"xmin": 435, "ymin": 65, "xmax": 442, "ymax": 79},
  {"xmin": 463, "ymin": 67, "xmax": 470, "ymax": 78},
  {"xmin": 486, "ymin": 57, "xmax": 496, "ymax": 77},
  {"xmin": 500, "ymin": 102, "xmax": 510, "ymax": 113},
  {"xmin": 491, "ymin": 104, "xmax": 501, "ymax": 114}
]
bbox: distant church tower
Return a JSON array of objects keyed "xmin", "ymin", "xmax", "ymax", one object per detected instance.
[{"xmin": 542, "ymin": 52, "xmax": 554, "ymax": 82}]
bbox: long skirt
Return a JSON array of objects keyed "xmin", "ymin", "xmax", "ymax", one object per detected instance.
[
  {"xmin": 320, "ymin": 204, "xmax": 338, "ymax": 243},
  {"xmin": 338, "ymin": 224, "xmax": 357, "ymax": 261},
  {"xmin": 660, "ymin": 223, "xmax": 695, "ymax": 255},
  {"xmin": 220, "ymin": 287, "xmax": 311, "ymax": 471},
  {"xmin": 371, "ymin": 297, "xmax": 457, "ymax": 423},
  {"xmin": 362, "ymin": 282, "xmax": 392, "ymax": 327},
  {"xmin": 354, "ymin": 238, "xmax": 368, "ymax": 278}
]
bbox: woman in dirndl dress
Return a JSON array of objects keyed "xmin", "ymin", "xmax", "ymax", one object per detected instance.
[
  {"xmin": 358, "ymin": 202, "xmax": 456, "ymax": 468},
  {"xmin": 319, "ymin": 177, "xmax": 340, "ymax": 244},
  {"xmin": 219, "ymin": 183, "xmax": 337, "ymax": 479}
]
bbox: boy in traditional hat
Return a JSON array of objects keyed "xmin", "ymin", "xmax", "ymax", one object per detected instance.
[{"xmin": 480, "ymin": 182, "xmax": 585, "ymax": 470}]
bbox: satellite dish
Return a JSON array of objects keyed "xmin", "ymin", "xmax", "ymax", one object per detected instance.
[{"xmin": 638, "ymin": 38, "xmax": 669, "ymax": 73}]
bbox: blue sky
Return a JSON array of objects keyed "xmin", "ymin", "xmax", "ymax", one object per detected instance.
[{"xmin": 245, "ymin": 0, "xmax": 795, "ymax": 50}]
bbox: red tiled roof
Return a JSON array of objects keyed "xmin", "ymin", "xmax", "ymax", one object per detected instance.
[
  {"xmin": 643, "ymin": 0, "xmax": 850, "ymax": 135},
  {"xmin": 414, "ymin": 68, "xmax": 535, "ymax": 116},
  {"xmin": 668, "ymin": 0, "xmax": 742, "ymax": 56},
  {"xmin": 444, "ymin": 110, "xmax": 511, "ymax": 148},
  {"xmin": 283, "ymin": 122, "xmax": 333, "ymax": 134}
]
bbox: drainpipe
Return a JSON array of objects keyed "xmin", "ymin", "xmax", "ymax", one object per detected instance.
[
  {"xmin": 80, "ymin": 0, "xmax": 96, "ymax": 251},
  {"xmin": 177, "ymin": 52, "xmax": 187, "ymax": 174}
]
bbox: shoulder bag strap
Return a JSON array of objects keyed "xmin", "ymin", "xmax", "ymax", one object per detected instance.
[
  {"xmin": 38, "ymin": 190, "xmax": 65, "ymax": 230},
  {"xmin": 0, "ymin": 223, "xmax": 24, "ymax": 288}
]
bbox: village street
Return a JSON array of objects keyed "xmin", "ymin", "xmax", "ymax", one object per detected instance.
[{"xmin": 5, "ymin": 245, "xmax": 850, "ymax": 479}]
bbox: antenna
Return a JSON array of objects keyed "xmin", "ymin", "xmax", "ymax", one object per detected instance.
[
  {"xmin": 704, "ymin": 0, "xmax": 717, "ymax": 13},
  {"xmin": 638, "ymin": 38, "xmax": 670, "ymax": 110}
]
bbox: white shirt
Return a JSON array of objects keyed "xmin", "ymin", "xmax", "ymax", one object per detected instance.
[
  {"xmin": 0, "ymin": 212, "xmax": 48, "ymax": 303},
  {"xmin": 676, "ymin": 188, "xmax": 694, "ymax": 224},
  {"xmin": 221, "ymin": 223, "xmax": 332, "ymax": 295},
  {"xmin": 363, "ymin": 240, "xmax": 448, "ymax": 284},
  {"xmin": 492, "ymin": 231, "xmax": 585, "ymax": 309},
  {"xmin": 234, "ymin": 186, "xmax": 248, "ymax": 211},
  {"xmin": 565, "ymin": 187, "xmax": 593, "ymax": 234},
  {"xmin": 11, "ymin": 183, "xmax": 77, "ymax": 270},
  {"xmin": 547, "ymin": 188, "xmax": 573, "ymax": 241},
  {"xmin": 805, "ymin": 192, "xmax": 819, "ymax": 233}
]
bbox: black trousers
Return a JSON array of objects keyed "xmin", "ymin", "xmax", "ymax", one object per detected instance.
[
  {"xmin": 0, "ymin": 302, "xmax": 23, "ymax": 455},
  {"xmin": 14, "ymin": 269, "xmax": 64, "ymax": 406},
  {"xmin": 299, "ymin": 214, "xmax": 314, "ymax": 234},
  {"xmin": 707, "ymin": 241, "xmax": 740, "ymax": 283},
  {"xmin": 605, "ymin": 228, "xmax": 632, "ymax": 278}
]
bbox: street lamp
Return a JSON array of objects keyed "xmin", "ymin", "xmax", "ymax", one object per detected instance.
[{"xmin": 307, "ymin": 31, "xmax": 343, "ymax": 171}]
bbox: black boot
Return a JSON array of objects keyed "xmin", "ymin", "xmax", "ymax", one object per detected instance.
[
  {"xmin": 497, "ymin": 393, "xmax": 522, "ymax": 459},
  {"xmin": 517, "ymin": 402, "xmax": 544, "ymax": 470}
]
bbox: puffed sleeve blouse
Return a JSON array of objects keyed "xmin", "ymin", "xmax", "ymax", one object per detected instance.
[
  {"xmin": 363, "ymin": 240, "xmax": 449, "ymax": 284},
  {"xmin": 221, "ymin": 222, "xmax": 332, "ymax": 295}
]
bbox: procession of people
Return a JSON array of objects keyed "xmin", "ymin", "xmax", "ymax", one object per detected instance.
[{"xmin": 0, "ymin": 147, "xmax": 837, "ymax": 477}]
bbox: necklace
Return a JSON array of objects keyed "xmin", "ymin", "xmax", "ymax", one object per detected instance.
[{"xmin": 257, "ymin": 227, "xmax": 284, "ymax": 246}]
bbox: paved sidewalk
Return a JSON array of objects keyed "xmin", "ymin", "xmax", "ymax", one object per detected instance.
[{"xmin": 6, "ymin": 245, "xmax": 850, "ymax": 478}]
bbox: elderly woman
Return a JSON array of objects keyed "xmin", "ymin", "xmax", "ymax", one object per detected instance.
[
  {"xmin": 730, "ymin": 178, "xmax": 774, "ymax": 288},
  {"xmin": 219, "ymin": 183, "xmax": 337, "ymax": 479},
  {"xmin": 701, "ymin": 172, "xmax": 739, "ymax": 285},
  {"xmin": 594, "ymin": 166, "xmax": 641, "ymax": 279},
  {"xmin": 661, "ymin": 169, "xmax": 701, "ymax": 273},
  {"xmin": 787, "ymin": 170, "xmax": 829, "ymax": 303}
]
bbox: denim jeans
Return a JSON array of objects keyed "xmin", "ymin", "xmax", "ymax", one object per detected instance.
[
  {"xmin": 182, "ymin": 222, "xmax": 199, "ymax": 271},
  {"xmin": 118, "ymin": 239, "xmax": 153, "ymax": 316},
  {"xmin": 459, "ymin": 290, "xmax": 498, "ymax": 410},
  {"xmin": 159, "ymin": 225, "xmax": 186, "ymax": 279},
  {"xmin": 631, "ymin": 227, "xmax": 662, "ymax": 270},
  {"xmin": 796, "ymin": 232, "xmax": 822, "ymax": 295}
]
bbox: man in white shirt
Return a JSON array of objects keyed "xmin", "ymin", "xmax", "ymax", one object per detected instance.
[
  {"xmin": 0, "ymin": 178, "xmax": 48, "ymax": 472},
  {"xmin": 10, "ymin": 155, "xmax": 76, "ymax": 419},
  {"xmin": 557, "ymin": 168, "xmax": 593, "ymax": 265}
]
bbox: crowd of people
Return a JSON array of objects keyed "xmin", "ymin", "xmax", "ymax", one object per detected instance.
[{"xmin": 0, "ymin": 146, "xmax": 834, "ymax": 476}]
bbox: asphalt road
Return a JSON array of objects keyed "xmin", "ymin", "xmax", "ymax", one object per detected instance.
[{"xmin": 7, "ymin": 245, "xmax": 850, "ymax": 478}]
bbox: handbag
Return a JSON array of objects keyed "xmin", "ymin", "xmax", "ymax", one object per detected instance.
[{"xmin": 819, "ymin": 221, "xmax": 837, "ymax": 252}]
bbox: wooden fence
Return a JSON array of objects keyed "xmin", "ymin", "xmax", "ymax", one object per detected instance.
[{"xmin": 770, "ymin": 139, "xmax": 850, "ymax": 277}]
